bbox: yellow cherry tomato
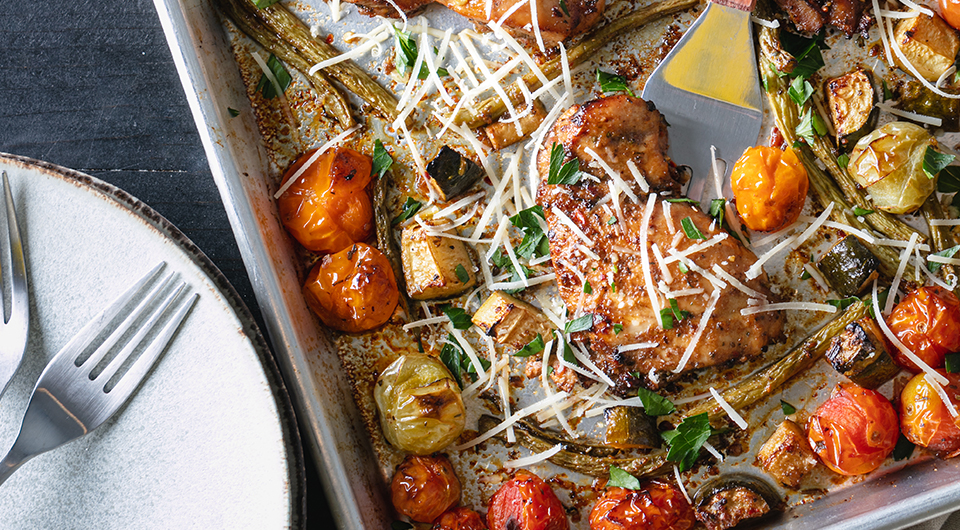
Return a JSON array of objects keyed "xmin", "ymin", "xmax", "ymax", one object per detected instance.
[{"xmin": 731, "ymin": 146, "xmax": 809, "ymax": 232}]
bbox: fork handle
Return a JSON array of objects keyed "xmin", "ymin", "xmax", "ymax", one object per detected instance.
[{"xmin": 711, "ymin": 0, "xmax": 756, "ymax": 11}]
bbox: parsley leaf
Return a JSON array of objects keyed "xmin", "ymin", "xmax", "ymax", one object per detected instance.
[
  {"xmin": 393, "ymin": 27, "xmax": 448, "ymax": 79},
  {"xmin": 439, "ymin": 334, "xmax": 465, "ymax": 388},
  {"xmin": 853, "ymin": 206, "xmax": 874, "ymax": 216},
  {"xmin": 681, "ymin": 217, "xmax": 706, "ymax": 240},
  {"xmin": 923, "ymin": 147, "xmax": 956, "ymax": 179},
  {"xmin": 677, "ymin": 261, "xmax": 689, "ymax": 274},
  {"xmin": 780, "ymin": 31, "xmax": 827, "ymax": 79},
  {"xmin": 252, "ymin": 0, "xmax": 282, "ymax": 8},
  {"xmin": 638, "ymin": 387, "xmax": 676, "ymax": 416},
  {"xmin": 227, "ymin": 107, "xmax": 240, "ymax": 117},
  {"xmin": 659, "ymin": 299, "xmax": 689, "ymax": 330},
  {"xmin": 515, "ymin": 334, "xmax": 545, "ymax": 357},
  {"xmin": 510, "ymin": 206, "xmax": 550, "ymax": 259},
  {"xmin": 596, "ymin": 69, "xmax": 635, "ymax": 97},
  {"xmin": 780, "ymin": 400, "xmax": 797, "ymax": 415},
  {"xmin": 440, "ymin": 304, "xmax": 473, "ymax": 330},
  {"xmin": 613, "ymin": 323, "xmax": 623, "ymax": 335},
  {"xmin": 827, "ymin": 296, "xmax": 860, "ymax": 311},
  {"xmin": 662, "ymin": 413, "xmax": 713, "ymax": 472},
  {"xmin": 788, "ymin": 76, "xmax": 814, "ymax": 106},
  {"xmin": 547, "ymin": 142, "xmax": 583, "ymax": 185},
  {"xmin": 837, "ymin": 153, "xmax": 850, "ymax": 167},
  {"xmin": 667, "ymin": 198, "xmax": 699, "ymax": 204},
  {"xmin": 865, "ymin": 288, "xmax": 889, "ymax": 319},
  {"xmin": 392, "ymin": 197, "xmax": 422, "ymax": 225},
  {"xmin": 584, "ymin": 281, "xmax": 593, "ymax": 294},
  {"xmin": 564, "ymin": 314, "xmax": 594, "ymax": 334},
  {"xmin": 255, "ymin": 54, "xmax": 292, "ymax": 99},
  {"xmin": 796, "ymin": 107, "xmax": 826, "ymax": 142},
  {"xmin": 928, "ymin": 245, "xmax": 960, "ymax": 273},
  {"xmin": 893, "ymin": 434, "xmax": 915, "ymax": 461},
  {"xmin": 709, "ymin": 198, "xmax": 726, "ymax": 226},
  {"xmin": 491, "ymin": 249, "xmax": 537, "ymax": 294},
  {"xmin": 455, "ymin": 264, "xmax": 470, "ymax": 283},
  {"xmin": 800, "ymin": 269, "xmax": 812, "ymax": 280},
  {"xmin": 937, "ymin": 166, "xmax": 960, "ymax": 193},
  {"xmin": 607, "ymin": 466, "xmax": 642, "ymax": 490},
  {"xmin": 372, "ymin": 139, "xmax": 393, "ymax": 178}
]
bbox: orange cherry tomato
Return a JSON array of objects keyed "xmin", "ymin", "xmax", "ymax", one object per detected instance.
[
  {"xmin": 433, "ymin": 507, "xmax": 488, "ymax": 530},
  {"xmin": 391, "ymin": 455, "xmax": 461, "ymax": 523},
  {"xmin": 888, "ymin": 286, "xmax": 960, "ymax": 373},
  {"xmin": 589, "ymin": 483, "xmax": 695, "ymax": 530},
  {"xmin": 278, "ymin": 147, "xmax": 374, "ymax": 254},
  {"xmin": 806, "ymin": 383, "xmax": 900, "ymax": 476},
  {"xmin": 940, "ymin": 0, "xmax": 960, "ymax": 30},
  {"xmin": 487, "ymin": 470, "xmax": 569, "ymax": 530},
  {"xmin": 731, "ymin": 146, "xmax": 809, "ymax": 232},
  {"xmin": 302, "ymin": 243, "xmax": 399, "ymax": 332},
  {"xmin": 901, "ymin": 370, "xmax": 960, "ymax": 456}
]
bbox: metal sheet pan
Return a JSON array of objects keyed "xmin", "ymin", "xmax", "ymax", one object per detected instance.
[{"xmin": 151, "ymin": 0, "xmax": 960, "ymax": 527}]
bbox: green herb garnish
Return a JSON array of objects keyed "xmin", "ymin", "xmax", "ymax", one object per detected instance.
[
  {"xmin": 709, "ymin": 198, "xmax": 726, "ymax": 226},
  {"xmin": 937, "ymin": 166, "xmax": 960, "ymax": 193},
  {"xmin": 796, "ymin": 107, "xmax": 827, "ymax": 142},
  {"xmin": 564, "ymin": 314, "xmax": 594, "ymax": 334},
  {"xmin": 853, "ymin": 206, "xmax": 874, "ymax": 216},
  {"xmin": 252, "ymin": 0, "xmax": 282, "ymax": 8},
  {"xmin": 659, "ymin": 298, "xmax": 689, "ymax": 330},
  {"xmin": 788, "ymin": 76, "xmax": 814, "ymax": 106},
  {"xmin": 923, "ymin": 146, "xmax": 956, "ymax": 180},
  {"xmin": 547, "ymin": 142, "xmax": 583, "ymax": 185},
  {"xmin": 800, "ymin": 269, "xmax": 812, "ymax": 280},
  {"xmin": 559, "ymin": 0, "xmax": 570, "ymax": 16},
  {"xmin": 490, "ymin": 249, "xmax": 536, "ymax": 294},
  {"xmin": 393, "ymin": 27, "xmax": 448, "ymax": 79},
  {"xmin": 837, "ymin": 153, "xmax": 850, "ymax": 167},
  {"xmin": 440, "ymin": 304, "xmax": 473, "ymax": 330},
  {"xmin": 780, "ymin": 400, "xmax": 797, "ymax": 415},
  {"xmin": 680, "ymin": 217, "xmax": 706, "ymax": 240},
  {"xmin": 677, "ymin": 261, "xmax": 689, "ymax": 274},
  {"xmin": 439, "ymin": 334, "xmax": 466, "ymax": 388},
  {"xmin": 596, "ymin": 69, "xmax": 635, "ymax": 97},
  {"xmin": 779, "ymin": 30, "xmax": 827, "ymax": 79},
  {"xmin": 227, "ymin": 107, "xmax": 240, "ymax": 117},
  {"xmin": 515, "ymin": 334, "xmax": 546, "ymax": 358},
  {"xmin": 882, "ymin": 79, "xmax": 893, "ymax": 102},
  {"xmin": 255, "ymin": 54, "xmax": 292, "ymax": 99},
  {"xmin": 613, "ymin": 323, "xmax": 623, "ymax": 335},
  {"xmin": 607, "ymin": 465, "xmax": 642, "ymax": 489},
  {"xmin": 827, "ymin": 296, "xmax": 860, "ymax": 311},
  {"xmin": 392, "ymin": 197, "xmax": 422, "ymax": 224},
  {"xmin": 638, "ymin": 387, "xmax": 676, "ymax": 416},
  {"xmin": 662, "ymin": 413, "xmax": 713, "ymax": 472},
  {"xmin": 584, "ymin": 281, "xmax": 593, "ymax": 294},
  {"xmin": 510, "ymin": 206, "xmax": 550, "ymax": 259},
  {"xmin": 455, "ymin": 264, "xmax": 469, "ymax": 283},
  {"xmin": 372, "ymin": 139, "xmax": 393, "ymax": 178},
  {"xmin": 928, "ymin": 245, "xmax": 960, "ymax": 273}
]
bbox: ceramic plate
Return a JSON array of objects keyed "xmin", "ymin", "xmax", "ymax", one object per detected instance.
[{"xmin": 0, "ymin": 153, "xmax": 303, "ymax": 529}]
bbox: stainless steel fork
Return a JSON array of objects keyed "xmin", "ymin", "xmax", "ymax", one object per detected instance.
[
  {"xmin": 0, "ymin": 262, "xmax": 197, "ymax": 486},
  {"xmin": 0, "ymin": 171, "xmax": 28, "ymax": 400}
]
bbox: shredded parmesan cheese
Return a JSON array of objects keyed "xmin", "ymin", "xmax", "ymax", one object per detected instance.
[
  {"xmin": 875, "ymin": 101, "xmax": 944, "ymax": 126},
  {"xmin": 926, "ymin": 373, "xmax": 960, "ymax": 418},
  {"xmin": 504, "ymin": 445, "xmax": 563, "ymax": 468},
  {"xmin": 618, "ymin": 342, "xmax": 658, "ymax": 352},
  {"xmin": 885, "ymin": 232, "xmax": 919, "ymax": 315},
  {"xmin": 710, "ymin": 387, "xmax": 748, "ymax": 429},
  {"xmin": 673, "ymin": 290, "xmax": 721, "ymax": 373},
  {"xmin": 490, "ymin": 273, "xmax": 557, "ymax": 291},
  {"xmin": 582, "ymin": 146, "xmax": 638, "ymax": 203},
  {"xmin": 747, "ymin": 233, "xmax": 800, "ymax": 280},
  {"xmin": 551, "ymin": 206, "xmax": 595, "ymax": 246},
  {"xmin": 626, "ymin": 160, "xmax": 650, "ymax": 193},
  {"xmin": 454, "ymin": 391, "xmax": 570, "ymax": 451},
  {"xmin": 740, "ymin": 301, "xmax": 838, "ymax": 315},
  {"xmin": 309, "ymin": 23, "xmax": 391, "ymax": 74},
  {"xmin": 711, "ymin": 264, "xmax": 765, "ymax": 299},
  {"xmin": 872, "ymin": 280, "xmax": 949, "ymax": 386},
  {"xmin": 641, "ymin": 194, "xmax": 665, "ymax": 328},
  {"xmin": 674, "ymin": 466, "xmax": 693, "ymax": 504},
  {"xmin": 273, "ymin": 125, "xmax": 360, "ymax": 199}
]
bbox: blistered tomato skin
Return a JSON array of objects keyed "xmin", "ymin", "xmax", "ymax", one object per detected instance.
[
  {"xmin": 390, "ymin": 455, "xmax": 461, "ymax": 523},
  {"xmin": 806, "ymin": 383, "xmax": 900, "ymax": 476},
  {"xmin": 901, "ymin": 370, "xmax": 960, "ymax": 455},
  {"xmin": 589, "ymin": 483, "xmax": 696, "ymax": 530},
  {"xmin": 888, "ymin": 286, "xmax": 960, "ymax": 372},
  {"xmin": 940, "ymin": 0, "xmax": 960, "ymax": 30},
  {"xmin": 433, "ymin": 507, "xmax": 488, "ymax": 530},
  {"xmin": 731, "ymin": 146, "xmax": 809, "ymax": 232},
  {"xmin": 487, "ymin": 471, "xmax": 569, "ymax": 530},
  {"xmin": 277, "ymin": 147, "xmax": 374, "ymax": 254},
  {"xmin": 302, "ymin": 243, "xmax": 399, "ymax": 332}
]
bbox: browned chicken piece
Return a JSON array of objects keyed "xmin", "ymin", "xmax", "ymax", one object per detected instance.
[
  {"xmin": 537, "ymin": 96, "xmax": 783, "ymax": 393},
  {"xmin": 345, "ymin": 0, "xmax": 604, "ymax": 45},
  {"xmin": 773, "ymin": 0, "xmax": 870, "ymax": 37}
]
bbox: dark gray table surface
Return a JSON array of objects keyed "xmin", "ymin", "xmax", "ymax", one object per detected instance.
[{"xmin": 0, "ymin": 0, "xmax": 329, "ymax": 526}]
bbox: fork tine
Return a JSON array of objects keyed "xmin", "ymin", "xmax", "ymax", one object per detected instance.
[
  {"xmin": 49, "ymin": 262, "xmax": 165, "ymax": 369},
  {"xmin": 94, "ymin": 280, "xmax": 186, "ymax": 385},
  {"xmin": 100, "ymin": 291, "xmax": 198, "ymax": 414},
  {"xmin": 78, "ymin": 271, "xmax": 177, "ymax": 378},
  {"xmin": 2, "ymin": 170, "xmax": 28, "ymax": 328}
]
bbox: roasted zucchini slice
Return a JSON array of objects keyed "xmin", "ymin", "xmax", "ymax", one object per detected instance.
[
  {"xmin": 401, "ymin": 225, "xmax": 477, "ymax": 300},
  {"xmin": 425, "ymin": 146, "xmax": 484, "ymax": 202},
  {"xmin": 817, "ymin": 236, "xmax": 880, "ymax": 296},
  {"xmin": 472, "ymin": 291, "xmax": 553, "ymax": 351},
  {"xmin": 694, "ymin": 474, "xmax": 783, "ymax": 530},
  {"xmin": 825, "ymin": 69, "xmax": 876, "ymax": 150},
  {"xmin": 603, "ymin": 406, "xmax": 660, "ymax": 449},
  {"xmin": 898, "ymin": 80, "xmax": 960, "ymax": 132},
  {"xmin": 756, "ymin": 420, "xmax": 819, "ymax": 488},
  {"xmin": 893, "ymin": 14, "xmax": 960, "ymax": 83},
  {"xmin": 825, "ymin": 317, "xmax": 900, "ymax": 389}
]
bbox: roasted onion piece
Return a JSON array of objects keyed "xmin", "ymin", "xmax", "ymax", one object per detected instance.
[
  {"xmin": 374, "ymin": 354, "xmax": 466, "ymax": 454},
  {"xmin": 847, "ymin": 122, "xmax": 938, "ymax": 214}
]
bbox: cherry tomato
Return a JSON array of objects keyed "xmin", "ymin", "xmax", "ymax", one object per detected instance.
[
  {"xmin": 487, "ymin": 470, "xmax": 569, "ymax": 530},
  {"xmin": 901, "ymin": 370, "xmax": 960, "ymax": 455},
  {"xmin": 731, "ymin": 146, "xmax": 809, "ymax": 232},
  {"xmin": 589, "ymin": 482, "xmax": 695, "ymax": 530},
  {"xmin": 806, "ymin": 383, "xmax": 900, "ymax": 475},
  {"xmin": 302, "ymin": 243, "xmax": 399, "ymax": 332},
  {"xmin": 433, "ymin": 507, "xmax": 488, "ymax": 530},
  {"xmin": 278, "ymin": 147, "xmax": 374, "ymax": 254},
  {"xmin": 391, "ymin": 454, "xmax": 461, "ymax": 523},
  {"xmin": 940, "ymin": 0, "xmax": 960, "ymax": 30},
  {"xmin": 888, "ymin": 286, "xmax": 960, "ymax": 373}
]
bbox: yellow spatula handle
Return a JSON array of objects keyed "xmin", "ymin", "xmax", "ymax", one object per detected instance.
[{"xmin": 712, "ymin": 0, "xmax": 755, "ymax": 11}]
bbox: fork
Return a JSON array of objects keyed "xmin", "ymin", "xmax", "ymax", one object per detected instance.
[
  {"xmin": 0, "ymin": 171, "xmax": 28, "ymax": 400},
  {"xmin": 0, "ymin": 261, "xmax": 197, "ymax": 486}
]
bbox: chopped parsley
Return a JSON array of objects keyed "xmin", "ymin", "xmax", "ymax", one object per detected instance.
[
  {"xmin": 928, "ymin": 245, "xmax": 960, "ymax": 273},
  {"xmin": 800, "ymin": 269, "xmax": 812, "ymax": 280},
  {"xmin": 882, "ymin": 79, "xmax": 893, "ymax": 102},
  {"xmin": 659, "ymin": 298, "xmax": 690, "ymax": 330},
  {"xmin": 510, "ymin": 206, "xmax": 550, "ymax": 259},
  {"xmin": 946, "ymin": 352, "xmax": 960, "ymax": 374},
  {"xmin": 680, "ymin": 217, "xmax": 706, "ymax": 240},
  {"xmin": 564, "ymin": 314, "xmax": 594, "ymax": 334},
  {"xmin": 837, "ymin": 153, "xmax": 850, "ymax": 167},
  {"xmin": 255, "ymin": 54, "xmax": 292, "ymax": 100},
  {"xmin": 638, "ymin": 387, "xmax": 676, "ymax": 416},
  {"xmin": 440, "ymin": 333, "xmax": 489, "ymax": 387},
  {"xmin": 514, "ymin": 333, "xmax": 545, "ymax": 358},
  {"xmin": 491, "ymin": 249, "xmax": 537, "ymax": 294},
  {"xmin": 596, "ymin": 69, "xmax": 635, "ymax": 97},
  {"xmin": 547, "ymin": 142, "xmax": 583, "ymax": 185},
  {"xmin": 227, "ymin": 107, "xmax": 240, "ymax": 117},
  {"xmin": 677, "ymin": 261, "xmax": 689, "ymax": 274},
  {"xmin": 613, "ymin": 323, "xmax": 623, "ymax": 335},
  {"xmin": 662, "ymin": 413, "xmax": 714, "ymax": 472},
  {"xmin": 666, "ymin": 198, "xmax": 699, "ymax": 204},
  {"xmin": 454, "ymin": 264, "xmax": 470, "ymax": 283},
  {"xmin": 372, "ymin": 139, "xmax": 393, "ymax": 178},
  {"xmin": 607, "ymin": 465, "xmax": 642, "ymax": 489},
  {"xmin": 393, "ymin": 27, "xmax": 448, "ymax": 79},
  {"xmin": 559, "ymin": 0, "xmax": 570, "ymax": 15},
  {"xmin": 796, "ymin": 107, "xmax": 827, "ymax": 142},
  {"xmin": 780, "ymin": 400, "xmax": 797, "ymax": 415},
  {"xmin": 827, "ymin": 296, "xmax": 860, "ymax": 311},
  {"xmin": 392, "ymin": 197, "xmax": 422, "ymax": 225},
  {"xmin": 788, "ymin": 76, "xmax": 814, "ymax": 106},
  {"xmin": 440, "ymin": 304, "xmax": 473, "ymax": 330},
  {"xmin": 923, "ymin": 146, "xmax": 956, "ymax": 180},
  {"xmin": 937, "ymin": 166, "xmax": 960, "ymax": 193},
  {"xmin": 779, "ymin": 30, "xmax": 827, "ymax": 79},
  {"xmin": 584, "ymin": 281, "xmax": 593, "ymax": 294},
  {"xmin": 709, "ymin": 198, "xmax": 726, "ymax": 226},
  {"xmin": 853, "ymin": 206, "xmax": 874, "ymax": 216}
]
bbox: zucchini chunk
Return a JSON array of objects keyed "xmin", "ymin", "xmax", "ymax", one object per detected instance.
[
  {"xmin": 425, "ymin": 146, "xmax": 484, "ymax": 202},
  {"xmin": 825, "ymin": 69, "xmax": 876, "ymax": 150},
  {"xmin": 472, "ymin": 291, "xmax": 553, "ymax": 351},
  {"xmin": 401, "ymin": 225, "xmax": 477, "ymax": 300},
  {"xmin": 756, "ymin": 420, "xmax": 819, "ymax": 488},
  {"xmin": 898, "ymin": 80, "xmax": 960, "ymax": 132},
  {"xmin": 893, "ymin": 14, "xmax": 960, "ymax": 82},
  {"xmin": 481, "ymin": 100, "xmax": 548, "ymax": 151},
  {"xmin": 694, "ymin": 474, "xmax": 782, "ymax": 530},
  {"xmin": 817, "ymin": 236, "xmax": 880, "ymax": 296},
  {"xmin": 825, "ymin": 317, "xmax": 900, "ymax": 389},
  {"xmin": 603, "ymin": 406, "xmax": 660, "ymax": 449}
]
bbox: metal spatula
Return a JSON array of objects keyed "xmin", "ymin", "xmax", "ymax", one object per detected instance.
[{"xmin": 642, "ymin": 0, "xmax": 762, "ymax": 205}]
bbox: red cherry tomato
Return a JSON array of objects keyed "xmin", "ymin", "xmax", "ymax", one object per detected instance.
[
  {"xmin": 901, "ymin": 370, "xmax": 960, "ymax": 455},
  {"xmin": 278, "ymin": 147, "xmax": 374, "ymax": 254},
  {"xmin": 589, "ymin": 482, "xmax": 695, "ymax": 530},
  {"xmin": 888, "ymin": 286, "xmax": 960, "ymax": 372},
  {"xmin": 940, "ymin": 0, "xmax": 960, "ymax": 30},
  {"xmin": 806, "ymin": 383, "xmax": 900, "ymax": 475},
  {"xmin": 390, "ymin": 455, "xmax": 461, "ymax": 523},
  {"xmin": 487, "ymin": 470, "xmax": 569, "ymax": 530},
  {"xmin": 302, "ymin": 243, "xmax": 399, "ymax": 332},
  {"xmin": 433, "ymin": 507, "xmax": 488, "ymax": 530}
]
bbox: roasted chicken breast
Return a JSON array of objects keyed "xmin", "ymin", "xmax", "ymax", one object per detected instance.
[{"xmin": 536, "ymin": 96, "xmax": 784, "ymax": 392}]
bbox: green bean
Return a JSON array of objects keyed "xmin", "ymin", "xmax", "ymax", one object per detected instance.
[
  {"xmin": 922, "ymin": 196, "xmax": 960, "ymax": 295},
  {"xmin": 455, "ymin": 0, "xmax": 700, "ymax": 128},
  {"xmin": 374, "ymin": 171, "xmax": 412, "ymax": 320}
]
